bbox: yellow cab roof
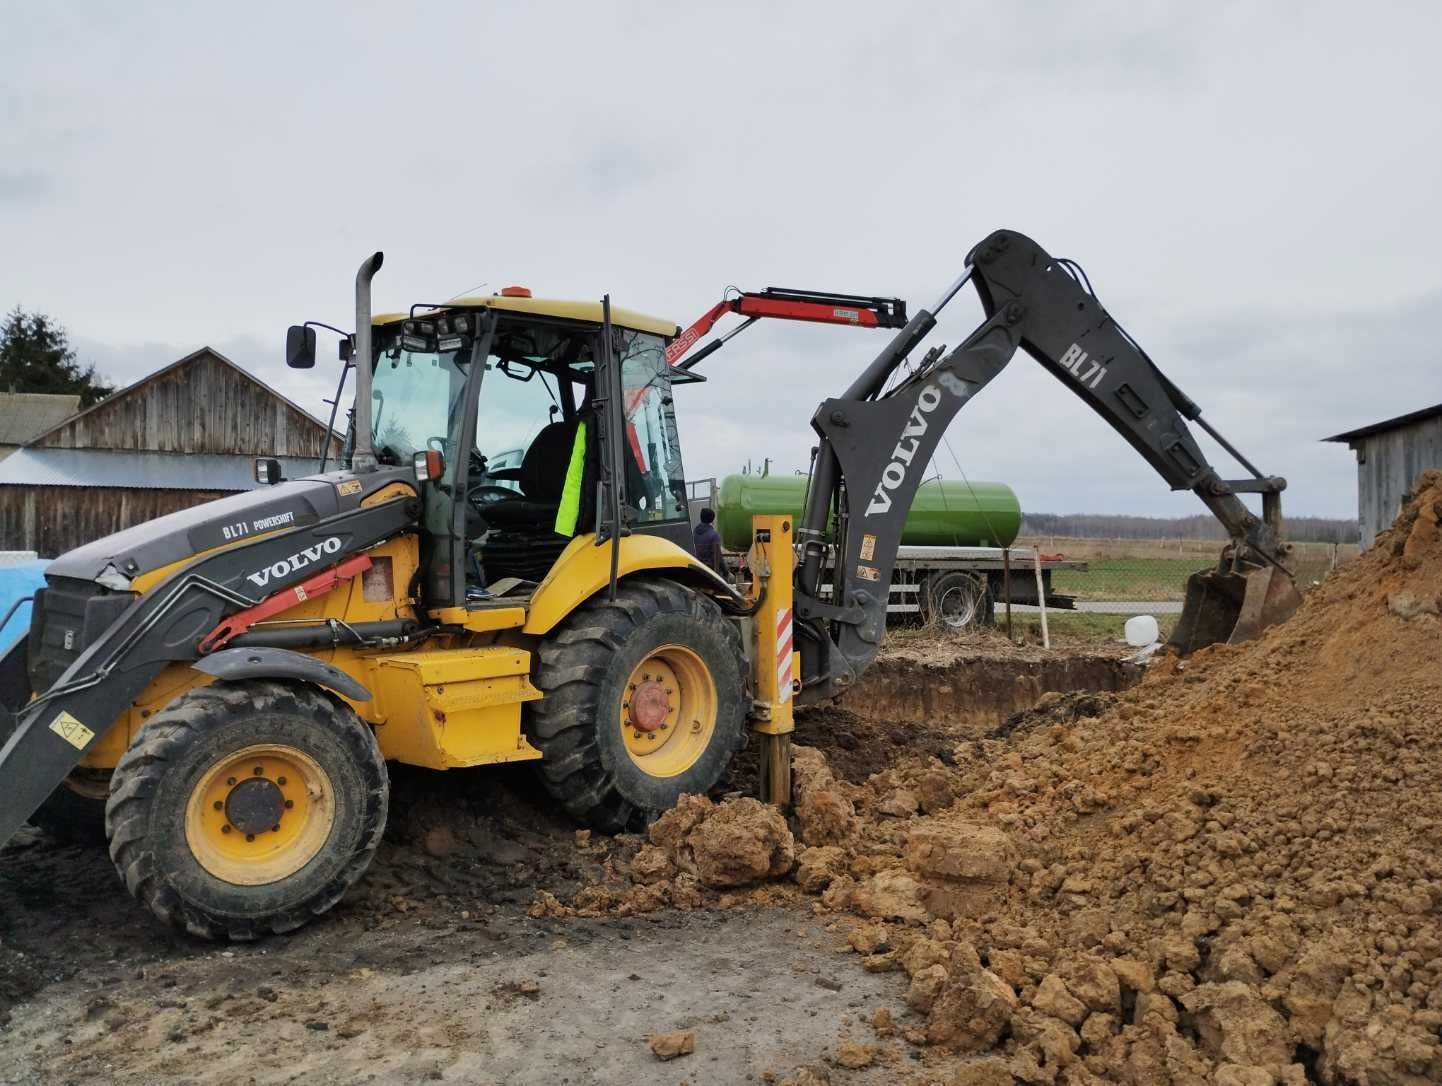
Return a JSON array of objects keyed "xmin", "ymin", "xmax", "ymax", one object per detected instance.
[{"xmin": 373, "ymin": 294, "xmax": 678, "ymax": 339}]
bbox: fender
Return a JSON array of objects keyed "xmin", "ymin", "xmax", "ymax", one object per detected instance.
[
  {"xmin": 192, "ymin": 646, "xmax": 371, "ymax": 703},
  {"xmin": 522, "ymin": 532, "xmax": 730, "ymax": 636}
]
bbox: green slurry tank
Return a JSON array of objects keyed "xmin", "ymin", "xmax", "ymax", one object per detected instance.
[{"xmin": 714, "ymin": 474, "xmax": 1021, "ymax": 552}]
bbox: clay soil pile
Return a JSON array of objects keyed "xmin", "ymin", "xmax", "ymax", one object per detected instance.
[{"xmin": 565, "ymin": 472, "xmax": 1442, "ymax": 1084}]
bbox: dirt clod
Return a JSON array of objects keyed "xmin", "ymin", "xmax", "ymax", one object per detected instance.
[{"xmin": 646, "ymin": 1030, "xmax": 696, "ymax": 1061}]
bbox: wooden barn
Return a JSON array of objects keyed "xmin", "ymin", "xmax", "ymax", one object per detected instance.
[
  {"xmin": 1325, "ymin": 402, "xmax": 1442, "ymax": 548},
  {"xmin": 0, "ymin": 348, "xmax": 340, "ymax": 557}
]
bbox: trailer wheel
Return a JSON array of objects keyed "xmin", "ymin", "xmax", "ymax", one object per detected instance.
[
  {"xmin": 527, "ymin": 579, "xmax": 748, "ymax": 833},
  {"xmin": 105, "ymin": 680, "xmax": 387, "ymax": 940},
  {"xmin": 923, "ymin": 571, "xmax": 992, "ymax": 630}
]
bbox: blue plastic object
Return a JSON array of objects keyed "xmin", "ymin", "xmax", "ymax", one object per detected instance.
[{"xmin": 0, "ymin": 560, "xmax": 47, "ymax": 650}]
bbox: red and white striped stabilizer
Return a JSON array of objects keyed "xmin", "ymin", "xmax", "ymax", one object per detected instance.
[{"xmin": 775, "ymin": 606, "xmax": 793, "ymax": 703}]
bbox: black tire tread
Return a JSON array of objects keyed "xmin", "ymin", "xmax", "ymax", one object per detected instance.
[
  {"xmin": 527, "ymin": 579, "xmax": 748, "ymax": 833},
  {"xmin": 104, "ymin": 679, "xmax": 387, "ymax": 941}
]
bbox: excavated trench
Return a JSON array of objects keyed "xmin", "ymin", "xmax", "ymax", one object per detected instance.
[{"xmin": 836, "ymin": 651, "xmax": 1141, "ymax": 732}]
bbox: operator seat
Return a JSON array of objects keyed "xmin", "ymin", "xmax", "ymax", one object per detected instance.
[{"xmin": 481, "ymin": 418, "xmax": 580, "ymax": 532}]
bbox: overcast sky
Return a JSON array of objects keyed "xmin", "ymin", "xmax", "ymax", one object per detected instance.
[{"xmin": 4, "ymin": 2, "xmax": 1439, "ymax": 519}]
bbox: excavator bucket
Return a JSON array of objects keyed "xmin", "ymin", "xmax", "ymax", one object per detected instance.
[{"xmin": 1169, "ymin": 563, "xmax": 1303, "ymax": 654}]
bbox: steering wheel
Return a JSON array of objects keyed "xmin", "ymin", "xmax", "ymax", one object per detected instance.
[{"xmin": 468, "ymin": 484, "xmax": 515, "ymax": 507}]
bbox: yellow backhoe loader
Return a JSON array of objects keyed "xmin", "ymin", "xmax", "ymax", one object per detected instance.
[{"xmin": 0, "ymin": 231, "xmax": 1300, "ymax": 938}]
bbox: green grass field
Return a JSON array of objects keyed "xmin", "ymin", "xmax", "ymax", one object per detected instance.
[
  {"xmin": 1048, "ymin": 558, "xmax": 1211, "ymax": 602},
  {"xmin": 1000, "ymin": 609, "xmax": 1179, "ymax": 646}
]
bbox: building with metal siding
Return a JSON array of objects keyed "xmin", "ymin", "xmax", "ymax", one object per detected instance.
[
  {"xmin": 0, "ymin": 348, "xmax": 340, "ymax": 557},
  {"xmin": 1325, "ymin": 403, "xmax": 1442, "ymax": 548}
]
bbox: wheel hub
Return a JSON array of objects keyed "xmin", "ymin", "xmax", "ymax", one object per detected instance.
[
  {"xmin": 628, "ymin": 681, "xmax": 670, "ymax": 733},
  {"xmin": 185, "ymin": 744, "xmax": 336, "ymax": 887},
  {"xmin": 224, "ymin": 777, "xmax": 285, "ymax": 836},
  {"xmin": 619, "ymin": 646, "xmax": 719, "ymax": 778}
]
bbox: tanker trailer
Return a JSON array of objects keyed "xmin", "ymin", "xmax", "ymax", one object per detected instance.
[{"xmin": 708, "ymin": 474, "xmax": 1080, "ymax": 629}]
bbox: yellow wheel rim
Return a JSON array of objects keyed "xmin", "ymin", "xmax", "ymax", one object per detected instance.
[
  {"xmin": 619, "ymin": 645, "xmax": 718, "ymax": 779},
  {"xmin": 184, "ymin": 744, "xmax": 335, "ymax": 886}
]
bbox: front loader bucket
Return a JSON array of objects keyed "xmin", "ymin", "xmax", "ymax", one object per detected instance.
[{"xmin": 1169, "ymin": 564, "xmax": 1302, "ymax": 654}]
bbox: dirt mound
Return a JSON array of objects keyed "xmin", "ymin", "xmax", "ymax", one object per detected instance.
[{"xmin": 561, "ymin": 472, "xmax": 1442, "ymax": 1082}]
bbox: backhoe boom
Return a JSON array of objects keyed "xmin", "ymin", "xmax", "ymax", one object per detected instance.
[{"xmin": 795, "ymin": 230, "xmax": 1301, "ymax": 701}]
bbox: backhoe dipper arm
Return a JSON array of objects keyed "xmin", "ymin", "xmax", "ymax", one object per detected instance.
[{"xmin": 795, "ymin": 229, "xmax": 1297, "ymax": 701}]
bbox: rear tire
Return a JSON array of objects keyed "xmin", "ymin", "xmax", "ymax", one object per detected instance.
[
  {"xmin": 527, "ymin": 579, "xmax": 748, "ymax": 833},
  {"xmin": 105, "ymin": 680, "xmax": 387, "ymax": 940},
  {"xmin": 923, "ymin": 571, "xmax": 992, "ymax": 630}
]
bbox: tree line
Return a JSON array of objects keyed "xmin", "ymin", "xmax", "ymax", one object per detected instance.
[{"xmin": 1020, "ymin": 511, "xmax": 1360, "ymax": 544}]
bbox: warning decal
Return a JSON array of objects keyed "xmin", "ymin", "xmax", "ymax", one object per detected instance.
[{"xmin": 49, "ymin": 711, "xmax": 95, "ymax": 750}]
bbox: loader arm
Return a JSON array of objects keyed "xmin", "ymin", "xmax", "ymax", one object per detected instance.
[{"xmin": 794, "ymin": 229, "xmax": 1300, "ymax": 702}]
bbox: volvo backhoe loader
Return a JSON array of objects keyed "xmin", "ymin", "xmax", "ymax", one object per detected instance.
[{"xmin": 0, "ymin": 230, "xmax": 1301, "ymax": 939}]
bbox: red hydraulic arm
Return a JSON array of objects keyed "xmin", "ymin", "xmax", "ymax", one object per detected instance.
[
  {"xmin": 198, "ymin": 555, "xmax": 373, "ymax": 654},
  {"xmin": 665, "ymin": 287, "xmax": 908, "ymax": 368}
]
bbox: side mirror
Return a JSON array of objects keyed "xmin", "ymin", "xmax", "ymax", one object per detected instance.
[
  {"xmin": 286, "ymin": 325, "xmax": 317, "ymax": 369},
  {"xmin": 254, "ymin": 457, "xmax": 283, "ymax": 485}
]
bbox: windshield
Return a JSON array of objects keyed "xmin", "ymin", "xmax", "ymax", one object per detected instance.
[
  {"xmin": 368, "ymin": 344, "xmax": 470, "ymax": 462},
  {"xmin": 476, "ymin": 359, "xmax": 562, "ymax": 464}
]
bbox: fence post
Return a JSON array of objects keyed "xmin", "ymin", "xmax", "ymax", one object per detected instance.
[
  {"xmin": 1003, "ymin": 548, "xmax": 1013, "ymax": 640},
  {"xmin": 1032, "ymin": 549, "xmax": 1050, "ymax": 651}
]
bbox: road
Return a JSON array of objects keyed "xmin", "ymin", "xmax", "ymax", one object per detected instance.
[{"xmin": 1011, "ymin": 600, "xmax": 1184, "ymax": 615}]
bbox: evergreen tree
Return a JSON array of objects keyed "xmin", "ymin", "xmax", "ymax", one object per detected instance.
[{"xmin": 0, "ymin": 307, "xmax": 113, "ymax": 407}]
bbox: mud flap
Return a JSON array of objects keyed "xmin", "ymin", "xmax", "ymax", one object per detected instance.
[{"xmin": 1169, "ymin": 564, "xmax": 1302, "ymax": 654}]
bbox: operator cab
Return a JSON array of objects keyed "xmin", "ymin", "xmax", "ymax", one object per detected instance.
[{"xmin": 351, "ymin": 292, "xmax": 700, "ymax": 610}]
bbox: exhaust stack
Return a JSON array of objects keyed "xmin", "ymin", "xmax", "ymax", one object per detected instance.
[{"xmin": 351, "ymin": 251, "xmax": 384, "ymax": 472}]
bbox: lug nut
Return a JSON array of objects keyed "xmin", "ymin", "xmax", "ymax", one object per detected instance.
[
  {"xmin": 245, "ymin": 834, "xmax": 255, "ymax": 842},
  {"xmin": 213, "ymin": 801, "xmax": 223, "ymax": 811},
  {"xmin": 277, "ymin": 777, "xmax": 287, "ymax": 786},
  {"xmin": 272, "ymin": 825, "xmax": 281, "ymax": 833},
  {"xmin": 226, "ymin": 777, "xmax": 236, "ymax": 786},
  {"xmin": 222, "ymin": 825, "xmax": 232, "ymax": 834},
  {"xmin": 284, "ymin": 800, "xmax": 294, "ymax": 809},
  {"xmin": 253, "ymin": 766, "xmax": 264, "ymax": 776}
]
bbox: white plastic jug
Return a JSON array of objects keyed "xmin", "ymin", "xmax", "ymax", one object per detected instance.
[{"xmin": 1124, "ymin": 614, "xmax": 1160, "ymax": 647}]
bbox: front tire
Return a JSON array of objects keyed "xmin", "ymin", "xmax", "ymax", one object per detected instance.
[
  {"xmin": 527, "ymin": 579, "xmax": 748, "ymax": 833},
  {"xmin": 105, "ymin": 680, "xmax": 388, "ymax": 940}
]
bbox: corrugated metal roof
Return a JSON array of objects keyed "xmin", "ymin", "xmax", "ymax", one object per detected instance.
[
  {"xmin": 1324, "ymin": 402, "xmax": 1442, "ymax": 443},
  {"xmin": 0, "ymin": 393, "xmax": 80, "ymax": 445},
  {"xmin": 0, "ymin": 447, "xmax": 325, "ymax": 490}
]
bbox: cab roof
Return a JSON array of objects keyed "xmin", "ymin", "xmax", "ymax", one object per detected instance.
[{"xmin": 373, "ymin": 294, "xmax": 678, "ymax": 339}]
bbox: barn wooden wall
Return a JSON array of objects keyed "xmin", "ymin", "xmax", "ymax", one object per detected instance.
[
  {"xmin": 1353, "ymin": 416, "xmax": 1442, "ymax": 548},
  {"xmin": 36, "ymin": 353, "xmax": 338, "ymax": 458},
  {"xmin": 0, "ymin": 487, "xmax": 234, "ymax": 558}
]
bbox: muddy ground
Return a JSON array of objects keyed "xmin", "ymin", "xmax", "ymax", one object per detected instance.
[{"xmin": 0, "ymin": 635, "xmax": 1124, "ymax": 1086}]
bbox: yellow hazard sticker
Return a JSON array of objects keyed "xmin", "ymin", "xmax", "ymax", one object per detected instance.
[
  {"xmin": 859, "ymin": 533, "xmax": 877, "ymax": 561},
  {"xmin": 48, "ymin": 711, "xmax": 95, "ymax": 750},
  {"xmin": 856, "ymin": 564, "xmax": 880, "ymax": 582},
  {"xmin": 336, "ymin": 479, "xmax": 363, "ymax": 497}
]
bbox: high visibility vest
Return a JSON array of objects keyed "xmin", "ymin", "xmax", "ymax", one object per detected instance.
[{"xmin": 553, "ymin": 420, "xmax": 588, "ymax": 537}]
